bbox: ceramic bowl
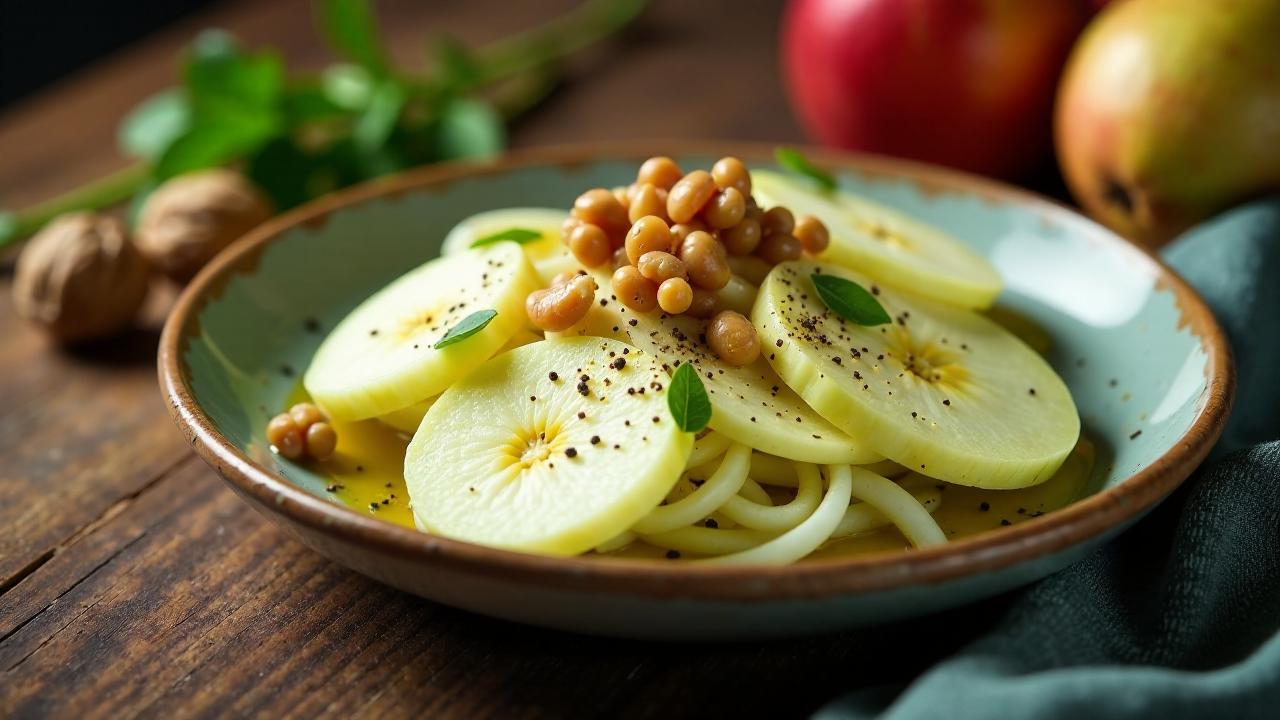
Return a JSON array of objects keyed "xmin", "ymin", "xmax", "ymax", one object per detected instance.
[{"xmin": 159, "ymin": 143, "xmax": 1233, "ymax": 639}]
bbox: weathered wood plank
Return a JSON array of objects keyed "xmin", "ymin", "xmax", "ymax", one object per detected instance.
[{"xmin": 0, "ymin": 457, "xmax": 992, "ymax": 720}]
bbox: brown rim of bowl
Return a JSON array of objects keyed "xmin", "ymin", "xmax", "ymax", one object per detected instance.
[{"xmin": 159, "ymin": 141, "xmax": 1235, "ymax": 602}]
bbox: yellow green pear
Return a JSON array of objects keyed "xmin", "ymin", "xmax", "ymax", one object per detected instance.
[{"xmin": 1056, "ymin": 0, "xmax": 1280, "ymax": 247}]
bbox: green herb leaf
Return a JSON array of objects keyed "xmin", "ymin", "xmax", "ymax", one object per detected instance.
[
  {"xmin": 434, "ymin": 309, "xmax": 498, "ymax": 349},
  {"xmin": 431, "ymin": 35, "xmax": 482, "ymax": 93},
  {"xmin": 353, "ymin": 80, "xmax": 406, "ymax": 153},
  {"xmin": 0, "ymin": 211, "xmax": 17, "ymax": 247},
  {"xmin": 156, "ymin": 31, "xmax": 285, "ymax": 179},
  {"xmin": 470, "ymin": 227, "xmax": 542, "ymax": 248},
  {"xmin": 118, "ymin": 89, "xmax": 191, "ymax": 160},
  {"xmin": 811, "ymin": 273, "xmax": 890, "ymax": 326},
  {"xmin": 316, "ymin": 0, "xmax": 390, "ymax": 76},
  {"xmin": 185, "ymin": 31, "xmax": 284, "ymax": 120},
  {"xmin": 434, "ymin": 98, "xmax": 505, "ymax": 160},
  {"xmin": 775, "ymin": 146, "xmax": 836, "ymax": 193},
  {"xmin": 282, "ymin": 85, "xmax": 345, "ymax": 123},
  {"xmin": 156, "ymin": 121, "xmax": 275, "ymax": 180},
  {"xmin": 321, "ymin": 64, "xmax": 377, "ymax": 110},
  {"xmin": 667, "ymin": 363, "xmax": 712, "ymax": 433}
]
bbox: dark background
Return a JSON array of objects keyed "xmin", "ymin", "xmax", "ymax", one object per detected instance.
[{"xmin": 0, "ymin": 1, "xmax": 216, "ymax": 106}]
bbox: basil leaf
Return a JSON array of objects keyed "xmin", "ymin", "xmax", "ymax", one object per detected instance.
[
  {"xmin": 434, "ymin": 309, "xmax": 498, "ymax": 349},
  {"xmin": 470, "ymin": 228, "xmax": 542, "ymax": 248},
  {"xmin": 434, "ymin": 98, "xmax": 505, "ymax": 160},
  {"xmin": 811, "ymin": 273, "xmax": 890, "ymax": 326},
  {"xmin": 775, "ymin": 146, "xmax": 836, "ymax": 193},
  {"xmin": 667, "ymin": 363, "xmax": 712, "ymax": 433},
  {"xmin": 317, "ymin": 0, "xmax": 390, "ymax": 76},
  {"xmin": 118, "ymin": 89, "xmax": 191, "ymax": 160}
]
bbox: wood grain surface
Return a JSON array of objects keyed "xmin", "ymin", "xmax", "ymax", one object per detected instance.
[{"xmin": 0, "ymin": 1, "xmax": 1009, "ymax": 717}]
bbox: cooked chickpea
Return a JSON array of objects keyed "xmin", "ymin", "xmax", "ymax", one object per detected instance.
[
  {"xmin": 721, "ymin": 217, "xmax": 762, "ymax": 255},
  {"xmin": 550, "ymin": 270, "xmax": 580, "ymax": 287},
  {"xmin": 667, "ymin": 170, "xmax": 717, "ymax": 224},
  {"xmin": 572, "ymin": 188, "xmax": 630, "ymax": 240},
  {"xmin": 793, "ymin": 215, "xmax": 830, "ymax": 254},
  {"xmin": 703, "ymin": 187, "xmax": 747, "ymax": 229},
  {"xmin": 628, "ymin": 183, "xmax": 669, "ymax": 224},
  {"xmin": 757, "ymin": 232, "xmax": 804, "ymax": 264},
  {"xmin": 707, "ymin": 310, "xmax": 761, "ymax": 366},
  {"xmin": 760, "ymin": 206, "xmax": 796, "ymax": 236},
  {"xmin": 679, "ymin": 231, "xmax": 731, "ymax": 291},
  {"xmin": 267, "ymin": 413, "xmax": 303, "ymax": 458},
  {"xmin": 561, "ymin": 216, "xmax": 583, "ymax": 242},
  {"xmin": 568, "ymin": 223, "xmax": 613, "ymax": 267},
  {"xmin": 611, "ymin": 265, "xmax": 659, "ymax": 312},
  {"xmin": 289, "ymin": 402, "xmax": 325, "ymax": 428},
  {"xmin": 728, "ymin": 254, "xmax": 772, "ymax": 285},
  {"xmin": 670, "ymin": 219, "xmax": 708, "ymax": 243},
  {"xmin": 637, "ymin": 250, "xmax": 687, "ymax": 284},
  {"xmin": 305, "ymin": 422, "xmax": 338, "ymax": 460},
  {"xmin": 611, "ymin": 245, "xmax": 630, "ymax": 270},
  {"xmin": 526, "ymin": 274, "xmax": 598, "ymax": 331},
  {"xmin": 657, "ymin": 277, "xmax": 694, "ymax": 314},
  {"xmin": 625, "ymin": 215, "xmax": 674, "ymax": 265},
  {"xmin": 711, "ymin": 157, "xmax": 751, "ymax": 195},
  {"xmin": 637, "ymin": 156, "xmax": 683, "ymax": 190},
  {"xmin": 686, "ymin": 287, "xmax": 721, "ymax": 318},
  {"xmin": 612, "ymin": 186, "xmax": 631, "ymax": 212}
]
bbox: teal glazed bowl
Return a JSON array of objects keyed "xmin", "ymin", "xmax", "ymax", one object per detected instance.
[{"xmin": 159, "ymin": 143, "xmax": 1233, "ymax": 639}]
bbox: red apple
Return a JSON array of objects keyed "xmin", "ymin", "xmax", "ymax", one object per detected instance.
[{"xmin": 781, "ymin": 0, "xmax": 1094, "ymax": 179}]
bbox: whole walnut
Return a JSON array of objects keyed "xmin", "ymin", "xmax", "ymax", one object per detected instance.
[
  {"xmin": 13, "ymin": 212, "xmax": 151, "ymax": 344},
  {"xmin": 135, "ymin": 169, "xmax": 272, "ymax": 281}
]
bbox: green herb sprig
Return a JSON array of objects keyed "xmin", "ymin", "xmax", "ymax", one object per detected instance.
[
  {"xmin": 0, "ymin": 0, "xmax": 647, "ymax": 250},
  {"xmin": 470, "ymin": 227, "xmax": 542, "ymax": 248},
  {"xmin": 667, "ymin": 362, "xmax": 712, "ymax": 433},
  {"xmin": 811, "ymin": 273, "xmax": 890, "ymax": 326},
  {"xmin": 775, "ymin": 146, "xmax": 836, "ymax": 193},
  {"xmin": 434, "ymin": 309, "xmax": 497, "ymax": 349}
]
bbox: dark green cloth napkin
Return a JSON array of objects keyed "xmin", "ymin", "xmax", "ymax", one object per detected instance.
[{"xmin": 819, "ymin": 199, "xmax": 1280, "ymax": 720}]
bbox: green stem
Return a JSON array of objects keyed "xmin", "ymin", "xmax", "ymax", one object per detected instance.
[
  {"xmin": 0, "ymin": 0, "xmax": 648, "ymax": 250},
  {"xmin": 0, "ymin": 163, "xmax": 149, "ymax": 250},
  {"xmin": 467, "ymin": 0, "xmax": 646, "ymax": 88}
]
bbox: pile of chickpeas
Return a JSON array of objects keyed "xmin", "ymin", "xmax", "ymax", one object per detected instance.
[
  {"xmin": 267, "ymin": 402, "xmax": 338, "ymax": 461},
  {"xmin": 525, "ymin": 156, "xmax": 830, "ymax": 367}
]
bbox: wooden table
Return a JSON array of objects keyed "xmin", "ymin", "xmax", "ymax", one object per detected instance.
[{"xmin": 0, "ymin": 1, "xmax": 1011, "ymax": 716}]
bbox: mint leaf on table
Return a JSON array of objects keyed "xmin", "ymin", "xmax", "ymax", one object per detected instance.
[
  {"xmin": 471, "ymin": 228, "xmax": 542, "ymax": 248},
  {"xmin": 317, "ymin": 0, "xmax": 391, "ymax": 76},
  {"xmin": 811, "ymin": 273, "xmax": 891, "ymax": 326},
  {"xmin": 118, "ymin": 89, "xmax": 191, "ymax": 161},
  {"xmin": 434, "ymin": 310, "xmax": 498, "ymax": 349},
  {"xmin": 775, "ymin": 146, "xmax": 836, "ymax": 193},
  {"xmin": 667, "ymin": 363, "xmax": 712, "ymax": 433},
  {"xmin": 433, "ymin": 98, "xmax": 505, "ymax": 160}
]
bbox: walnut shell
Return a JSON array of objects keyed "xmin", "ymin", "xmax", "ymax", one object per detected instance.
[
  {"xmin": 12, "ymin": 212, "xmax": 151, "ymax": 344},
  {"xmin": 135, "ymin": 169, "xmax": 272, "ymax": 281}
]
